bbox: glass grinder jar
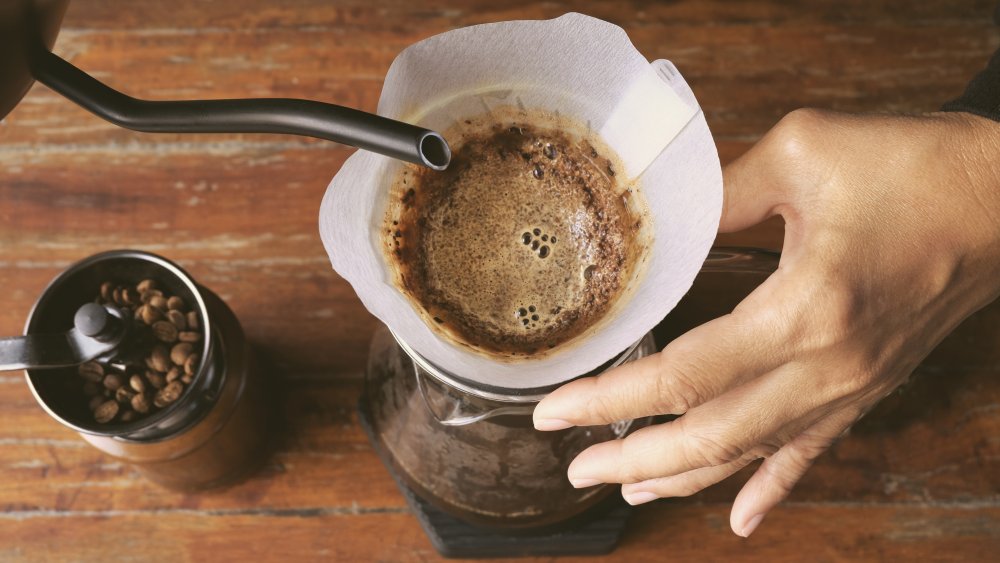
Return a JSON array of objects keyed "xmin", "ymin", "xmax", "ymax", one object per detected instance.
[
  {"xmin": 18, "ymin": 250, "xmax": 271, "ymax": 491},
  {"xmin": 362, "ymin": 247, "xmax": 780, "ymax": 531}
]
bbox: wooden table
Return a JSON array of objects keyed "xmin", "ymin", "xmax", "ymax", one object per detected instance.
[{"xmin": 1, "ymin": 1, "xmax": 998, "ymax": 561}]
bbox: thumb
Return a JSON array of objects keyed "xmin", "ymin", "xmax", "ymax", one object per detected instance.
[
  {"xmin": 720, "ymin": 142, "xmax": 785, "ymax": 233},
  {"xmin": 720, "ymin": 108, "xmax": 830, "ymax": 233}
]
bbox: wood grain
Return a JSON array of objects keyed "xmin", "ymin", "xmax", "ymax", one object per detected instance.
[
  {"xmin": 1, "ymin": 0, "xmax": 998, "ymax": 561},
  {"xmin": 0, "ymin": 505, "xmax": 997, "ymax": 563}
]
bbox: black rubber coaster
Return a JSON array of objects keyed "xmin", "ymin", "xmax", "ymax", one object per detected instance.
[{"xmin": 357, "ymin": 398, "xmax": 633, "ymax": 559}]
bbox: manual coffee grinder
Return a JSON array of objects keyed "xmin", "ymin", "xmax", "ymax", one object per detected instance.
[
  {"xmin": 0, "ymin": 250, "xmax": 271, "ymax": 490},
  {"xmin": 359, "ymin": 248, "xmax": 778, "ymax": 558}
]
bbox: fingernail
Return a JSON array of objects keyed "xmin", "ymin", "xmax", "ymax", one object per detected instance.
[
  {"xmin": 534, "ymin": 418, "xmax": 573, "ymax": 431},
  {"xmin": 739, "ymin": 514, "xmax": 764, "ymax": 537},
  {"xmin": 569, "ymin": 478, "xmax": 602, "ymax": 488},
  {"xmin": 623, "ymin": 491, "xmax": 659, "ymax": 506}
]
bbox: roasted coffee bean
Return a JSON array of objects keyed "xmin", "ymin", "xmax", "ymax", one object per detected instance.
[
  {"xmin": 186, "ymin": 311, "xmax": 199, "ymax": 330},
  {"xmin": 133, "ymin": 306, "xmax": 144, "ymax": 321},
  {"xmin": 100, "ymin": 281, "xmax": 114, "ymax": 302},
  {"xmin": 94, "ymin": 400, "xmax": 119, "ymax": 423},
  {"xmin": 103, "ymin": 373, "xmax": 124, "ymax": 391},
  {"xmin": 154, "ymin": 381, "xmax": 184, "ymax": 408},
  {"xmin": 167, "ymin": 309, "xmax": 187, "ymax": 330},
  {"xmin": 166, "ymin": 367, "xmax": 182, "ymax": 383},
  {"xmin": 178, "ymin": 331, "xmax": 202, "ymax": 343},
  {"xmin": 171, "ymin": 342, "xmax": 193, "ymax": 366},
  {"xmin": 129, "ymin": 374, "xmax": 146, "ymax": 393},
  {"xmin": 140, "ymin": 288, "xmax": 163, "ymax": 303},
  {"xmin": 184, "ymin": 353, "xmax": 200, "ymax": 376},
  {"xmin": 148, "ymin": 295, "xmax": 168, "ymax": 311},
  {"xmin": 122, "ymin": 287, "xmax": 139, "ymax": 306},
  {"xmin": 146, "ymin": 370, "xmax": 166, "ymax": 389},
  {"xmin": 131, "ymin": 393, "xmax": 150, "ymax": 414},
  {"xmin": 150, "ymin": 345, "xmax": 171, "ymax": 373},
  {"xmin": 137, "ymin": 279, "xmax": 157, "ymax": 294},
  {"xmin": 112, "ymin": 287, "xmax": 124, "ymax": 306},
  {"xmin": 120, "ymin": 409, "xmax": 136, "ymax": 423},
  {"xmin": 115, "ymin": 386, "xmax": 135, "ymax": 403},
  {"xmin": 181, "ymin": 374, "xmax": 194, "ymax": 385},
  {"xmin": 83, "ymin": 382, "xmax": 101, "ymax": 397},
  {"xmin": 88, "ymin": 395, "xmax": 105, "ymax": 411},
  {"xmin": 152, "ymin": 320, "xmax": 178, "ymax": 343},
  {"xmin": 78, "ymin": 361, "xmax": 105, "ymax": 382},
  {"xmin": 141, "ymin": 304, "xmax": 162, "ymax": 325},
  {"xmin": 167, "ymin": 296, "xmax": 185, "ymax": 311}
]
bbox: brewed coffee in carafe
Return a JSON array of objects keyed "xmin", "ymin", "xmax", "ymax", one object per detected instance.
[{"xmin": 363, "ymin": 326, "xmax": 657, "ymax": 529}]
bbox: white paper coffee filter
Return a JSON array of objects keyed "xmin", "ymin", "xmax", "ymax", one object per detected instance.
[{"xmin": 319, "ymin": 13, "xmax": 722, "ymax": 390}]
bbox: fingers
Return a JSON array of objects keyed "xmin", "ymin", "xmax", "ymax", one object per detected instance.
[
  {"xmin": 620, "ymin": 454, "xmax": 757, "ymax": 505},
  {"xmin": 729, "ymin": 409, "xmax": 857, "ymax": 537},
  {"xmin": 565, "ymin": 363, "xmax": 821, "ymax": 486},
  {"xmin": 533, "ymin": 308, "xmax": 788, "ymax": 430}
]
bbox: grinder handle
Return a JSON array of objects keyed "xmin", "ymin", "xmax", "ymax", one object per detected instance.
[{"xmin": 0, "ymin": 304, "xmax": 123, "ymax": 372}]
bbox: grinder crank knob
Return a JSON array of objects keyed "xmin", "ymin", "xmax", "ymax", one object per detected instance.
[{"xmin": 74, "ymin": 303, "xmax": 123, "ymax": 342}]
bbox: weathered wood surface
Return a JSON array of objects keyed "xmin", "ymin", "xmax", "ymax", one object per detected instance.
[{"xmin": 0, "ymin": 1, "xmax": 998, "ymax": 561}]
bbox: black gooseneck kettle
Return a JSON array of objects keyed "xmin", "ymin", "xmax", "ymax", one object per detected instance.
[
  {"xmin": 0, "ymin": 0, "xmax": 451, "ymax": 169},
  {"xmin": 0, "ymin": 0, "xmax": 449, "ymax": 374}
]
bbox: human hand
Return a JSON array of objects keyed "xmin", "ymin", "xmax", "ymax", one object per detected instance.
[{"xmin": 533, "ymin": 110, "xmax": 1000, "ymax": 537}]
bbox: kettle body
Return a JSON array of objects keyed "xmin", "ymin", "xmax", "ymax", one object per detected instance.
[{"xmin": 0, "ymin": 0, "xmax": 69, "ymax": 120}]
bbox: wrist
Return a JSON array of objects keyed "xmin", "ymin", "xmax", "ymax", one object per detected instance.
[{"xmin": 939, "ymin": 112, "xmax": 1000, "ymax": 306}]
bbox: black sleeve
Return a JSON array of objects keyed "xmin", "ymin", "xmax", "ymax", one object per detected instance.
[{"xmin": 940, "ymin": 5, "xmax": 1000, "ymax": 122}]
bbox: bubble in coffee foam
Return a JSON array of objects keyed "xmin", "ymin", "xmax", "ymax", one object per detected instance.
[{"xmin": 385, "ymin": 107, "xmax": 649, "ymax": 358}]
